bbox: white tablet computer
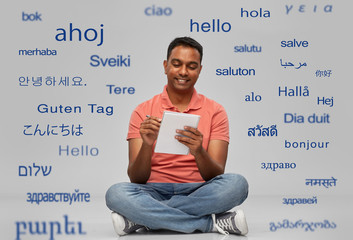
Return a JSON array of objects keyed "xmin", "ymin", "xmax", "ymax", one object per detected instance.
[{"xmin": 154, "ymin": 111, "xmax": 200, "ymax": 155}]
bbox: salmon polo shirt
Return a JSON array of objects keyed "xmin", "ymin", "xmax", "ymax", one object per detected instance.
[{"xmin": 127, "ymin": 85, "xmax": 229, "ymax": 183}]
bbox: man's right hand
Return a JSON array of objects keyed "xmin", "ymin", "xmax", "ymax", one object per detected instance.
[
  {"xmin": 128, "ymin": 115, "xmax": 161, "ymax": 183},
  {"xmin": 139, "ymin": 116, "xmax": 161, "ymax": 146}
]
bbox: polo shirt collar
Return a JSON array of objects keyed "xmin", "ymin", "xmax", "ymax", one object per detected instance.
[{"xmin": 161, "ymin": 85, "xmax": 202, "ymax": 112}]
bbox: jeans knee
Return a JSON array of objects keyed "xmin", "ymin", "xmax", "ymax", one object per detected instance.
[
  {"xmin": 223, "ymin": 173, "xmax": 249, "ymax": 203},
  {"xmin": 234, "ymin": 174, "xmax": 248, "ymax": 191},
  {"xmin": 105, "ymin": 182, "xmax": 128, "ymax": 210}
]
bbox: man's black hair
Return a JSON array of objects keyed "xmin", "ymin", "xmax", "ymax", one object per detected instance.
[{"xmin": 167, "ymin": 37, "xmax": 203, "ymax": 63}]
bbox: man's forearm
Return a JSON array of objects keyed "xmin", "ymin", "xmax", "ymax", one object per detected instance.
[
  {"xmin": 194, "ymin": 148, "xmax": 225, "ymax": 181},
  {"xmin": 128, "ymin": 143, "xmax": 153, "ymax": 184}
]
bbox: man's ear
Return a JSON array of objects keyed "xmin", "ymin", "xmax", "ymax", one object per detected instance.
[{"xmin": 163, "ymin": 60, "xmax": 168, "ymax": 74}]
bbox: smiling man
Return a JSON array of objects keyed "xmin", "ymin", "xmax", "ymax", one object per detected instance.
[{"xmin": 105, "ymin": 37, "xmax": 249, "ymax": 236}]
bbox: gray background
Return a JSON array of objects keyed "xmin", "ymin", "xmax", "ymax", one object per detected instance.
[{"xmin": 1, "ymin": 0, "xmax": 352, "ymax": 239}]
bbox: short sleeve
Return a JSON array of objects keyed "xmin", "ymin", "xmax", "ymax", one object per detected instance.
[
  {"xmin": 126, "ymin": 108, "xmax": 144, "ymax": 140},
  {"xmin": 209, "ymin": 105, "xmax": 229, "ymax": 142}
]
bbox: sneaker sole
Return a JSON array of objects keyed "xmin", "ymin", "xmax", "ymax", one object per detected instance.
[{"xmin": 235, "ymin": 209, "xmax": 248, "ymax": 235}]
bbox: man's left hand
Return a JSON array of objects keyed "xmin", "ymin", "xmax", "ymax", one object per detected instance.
[{"xmin": 175, "ymin": 126, "xmax": 203, "ymax": 156}]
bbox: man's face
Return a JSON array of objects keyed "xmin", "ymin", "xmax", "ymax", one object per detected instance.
[{"xmin": 163, "ymin": 45, "xmax": 202, "ymax": 94}]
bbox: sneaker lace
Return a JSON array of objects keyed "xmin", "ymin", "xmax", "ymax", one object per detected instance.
[
  {"xmin": 126, "ymin": 218, "xmax": 149, "ymax": 233},
  {"xmin": 212, "ymin": 214, "xmax": 230, "ymax": 235},
  {"xmin": 127, "ymin": 219, "xmax": 136, "ymax": 229}
]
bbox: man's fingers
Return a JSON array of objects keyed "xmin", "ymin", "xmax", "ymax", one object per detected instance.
[
  {"xmin": 183, "ymin": 126, "xmax": 202, "ymax": 136},
  {"xmin": 141, "ymin": 118, "xmax": 161, "ymax": 129},
  {"xmin": 140, "ymin": 128, "xmax": 158, "ymax": 135},
  {"xmin": 176, "ymin": 128, "xmax": 202, "ymax": 139},
  {"xmin": 149, "ymin": 116, "xmax": 162, "ymax": 122},
  {"xmin": 141, "ymin": 123, "xmax": 160, "ymax": 132},
  {"xmin": 175, "ymin": 135, "xmax": 193, "ymax": 146},
  {"xmin": 145, "ymin": 115, "xmax": 162, "ymax": 123}
]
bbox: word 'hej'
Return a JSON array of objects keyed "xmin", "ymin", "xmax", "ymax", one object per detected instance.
[{"xmin": 318, "ymin": 97, "xmax": 334, "ymax": 107}]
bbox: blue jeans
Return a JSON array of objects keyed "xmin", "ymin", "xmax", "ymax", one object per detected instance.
[{"xmin": 105, "ymin": 173, "xmax": 248, "ymax": 233}]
